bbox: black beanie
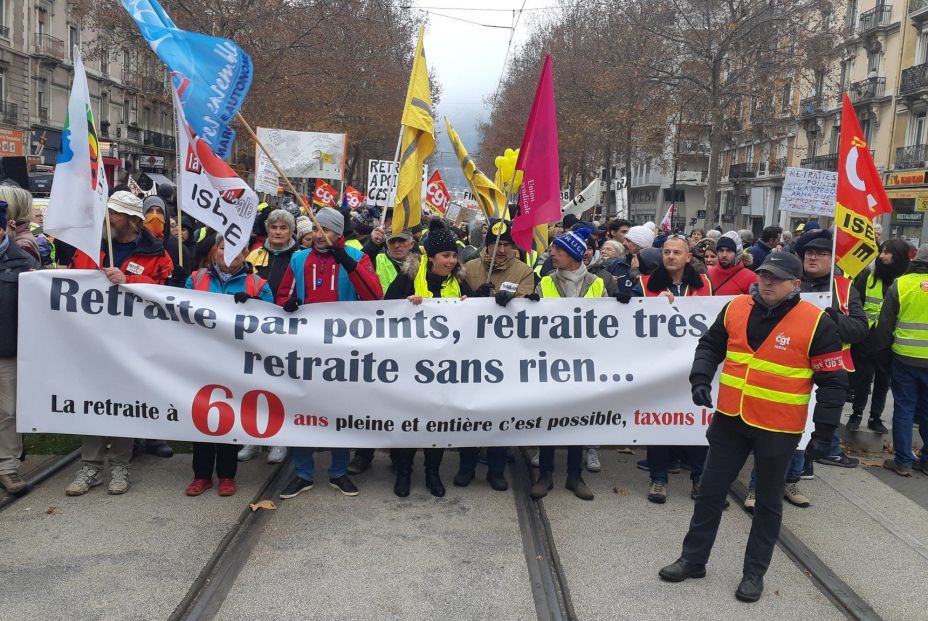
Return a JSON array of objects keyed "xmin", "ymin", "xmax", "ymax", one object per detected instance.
[
  {"xmin": 423, "ymin": 219, "xmax": 458, "ymax": 257},
  {"xmin": 485, "ymin": 218, "xmax": 514, "ymax": 246}
]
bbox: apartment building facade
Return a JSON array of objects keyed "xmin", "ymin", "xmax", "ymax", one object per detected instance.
[{"xmin": 0, "ymin": 0, "xmax": 176, "ymax": 188}]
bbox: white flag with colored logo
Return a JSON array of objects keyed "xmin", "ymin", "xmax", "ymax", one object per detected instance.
[
  {"xmin": 45, "ymin": 48, "xmax": 109, "ymax": 266},
  {"xmin": 560, "ymin": 179, "xmax": 602, "ymax": 218},
  {"xmin": 173, "ymin": 87, "xmax": 258, "ymax": 263}
]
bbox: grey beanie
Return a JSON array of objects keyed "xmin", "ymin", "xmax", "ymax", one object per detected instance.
[
  {"xmin": 142, "ymin": 195, "xmax": 166, "ymax": 215},
  {"xmin": 315, "ymin": 207, "xmax": 344, "ymax": 236},
  {"xmin": 916, "ymin": 243, "xmax": 928, "ymax": 262}
]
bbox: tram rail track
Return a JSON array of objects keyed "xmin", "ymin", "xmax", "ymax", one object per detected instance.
[{"xmin": 0, "ymin": 448, "xmax": 80, "ymax": 512}]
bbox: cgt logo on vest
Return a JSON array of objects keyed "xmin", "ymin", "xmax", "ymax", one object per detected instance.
[
  {"xmin": 920, "ymin": 280, "xmax": 928, "ymax": 293},
  {"xmin": 774, "ymin": 332, "xmax": 791, "ymax": 351}
]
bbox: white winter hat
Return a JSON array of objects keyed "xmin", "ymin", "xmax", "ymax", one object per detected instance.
[
  {"xmin": 644, "ymin": 221, "xmax": 657, "ymax": 232},
  {"xmin": 722, "ymin": 230, "xmax": 743, "ymax": 253},
  {"xmin": 625, "ymin": 225, "xmax": 655, "ymax": 250}
]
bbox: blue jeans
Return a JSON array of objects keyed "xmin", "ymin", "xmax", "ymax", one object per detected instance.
[
  {"xmin": 292, "ymin": 447, "xmax": 350, "ymax": 481},
  {"xmin": 891, "ymin": 361, "xmax": 928, "ymax": 467},
  {"xmin": 828, "ymin": 432, "xmax": 843, "ymax": 458},
  {"xmin": 749, "ymin": 449, "xmax": 805, "ymax": 490},
  {"xmin": 458, "ymin": 447, "xmax": 507, "ymax": 477}
]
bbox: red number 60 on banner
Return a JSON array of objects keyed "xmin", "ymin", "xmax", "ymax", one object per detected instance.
[{"xmin": 191, "ymin": 384, "xmax": 286, "ymax": 439}]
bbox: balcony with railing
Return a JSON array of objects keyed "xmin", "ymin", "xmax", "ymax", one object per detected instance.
[
  {"xmin": 800, "ymin": 152, "xmax": 839, "ymax": 171},
  {"xmin": 678, "ymin": 139, "xmax": 710, "ymax": 155},
  {"xmin": 910, "ymin": 0, "xmax": 928, "ymax": 19},
  {"xmin": 144, "ymin": 131, "xmax": 176, "ymax": 151},
  {"xmin": 0, "ymin": 101, "xmax": 17, "ymax": 125},
  {"xmin": 844, "ymin": 77, "xmax": 887, "ymax": 103},
  {"xmin": 798, "ymin": 95, "xmax": 824, "ymax": 118},
  {"xmin": 33, "ymin": 33, "xmax": 65, "ymax": 61},
  {"xmin": 729, "ymin": 162, "xmax": 760, "ymax": 179},
  {"xmin": 900, "ymin": 62, "xmax": 928, "ymax": 96},
  {"xmin": 895, "ymin": 144, "xmax": 928, "ymax": 169},
  {"xmin": 858, "ymin": 5, "xmax": 893, "ymax": 32},
  {"xmin": 38, "ymin": 106, "xmax": 48, "ymax": 122},
  {"xmin": 0, "ymin": 25, "xmax": 9, "ymax": 38},
  {"xmin": 768, "ymin": 156, "xmax": 787, "ymax": 176}
]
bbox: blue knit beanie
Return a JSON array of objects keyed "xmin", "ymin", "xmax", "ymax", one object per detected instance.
[{"xmin": 552, "ymin": 227, "xmax": 592, "ymax": 263}]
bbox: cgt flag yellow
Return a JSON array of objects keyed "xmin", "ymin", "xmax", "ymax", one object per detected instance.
[
  {"xmin": 444, "ymin": 117, "xmax": 508, "ymax": 219},
  {"xmin": 393, "ymin": 28, "xmax": 435, "ymax": 232}
]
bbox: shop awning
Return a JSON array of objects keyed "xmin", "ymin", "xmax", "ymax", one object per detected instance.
[{"xmin": 140, "ymin": 172, "xmax": 175, "ymax": 191}]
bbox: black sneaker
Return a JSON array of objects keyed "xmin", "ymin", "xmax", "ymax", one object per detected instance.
[
  {"xmin": 329, "ymin": 474, "xmax": 359, "ymax": 496},
  {"xmin": 279, "ymin": 476, "xmax": 313, "ymax": 499},
  {"xmin": 867, "ymin": 419, "xmax": 888, "ymax": 434},
  {"xmin": 846, "ymin": 414, "xmax": 862, "ymax": 432},
  {"xmin": 347, "ymin": 453, "xmax": 372, "ymax": 475},
  {"xmin": 453, "ymin": 470, "xmax": 475, "ymax": 487},
  {"xmin": 815, "ymin": 453, "xmax": 859, "ymax": 468}
]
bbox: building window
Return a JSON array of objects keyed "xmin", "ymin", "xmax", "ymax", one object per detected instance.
[
  {"xmin": 69, "ymin": 24, "xmax": 79, "ymax": 60},
  {"xmin": 123, "ymin": 49, "xmax": 130, "ymax": 79},
  {"xmin": 846, "ymin": 0, "xmax": 857, "ymax": 28},
  {"xmin": 919, "ymin": 30, "xmax": 928, "ymax": 66},
  {"xmin": 808, "ymin": 131, "xmax": 819, "ymax": 157},
  {"xmin": 36, "ymin": 7, "xmax": 46, "ymax": 35},
  {"xmin": 860, "ymin": 118, "xmax": 872, "ymax": 144},
  {"xmin": 781, "ymin": 80, "xmax": 792, "ymax": 112},
  {"xmin": 867, "ymin": 50, "xmax": 881, "ymax": 75},
  {"xmin": 101, "ymin": 51, "xmax": 108, "ymax": 76},
  {"xmin": 910, "ymin": 112, "xmax": 926, "ymax": 146},
  {"xmin": 0, "ymin": 0, "xmax": 7, "ymax": 33},
  {"xmin": 101, "ymin": 92, "xmax": 109, "ymax": 124},
  {"xmin": 123, "ymin": 99, "xmax": 129, "ymax": 124},
  {"xmin": 830, "ymin": 126, "xmax": 841, "ymax": 153},
  {"xmin": 36, "ymin": 78, "xmax": 46, "ymax": 116}
]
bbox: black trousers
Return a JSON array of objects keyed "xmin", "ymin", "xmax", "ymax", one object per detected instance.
[
  {"xmin": 851, "ymin": 349, "xmax": 890, "ymax": 420},
  {"xmin": 192, "ymin": 442, "xmax": 239, "ymax": 480},
  {"xmin": 680, "ymin": 414, "xmax": 800, "ymax": 579},
  {"xmin": 392, "ymin": 448, "xmax": 444, "ymax": 474}
]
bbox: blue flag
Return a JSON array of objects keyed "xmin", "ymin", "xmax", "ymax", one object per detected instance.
[{"xmin": 122, "ymin": 0, "xmax": 252, "ymax": 159}]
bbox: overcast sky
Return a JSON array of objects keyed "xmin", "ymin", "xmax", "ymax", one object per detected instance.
[{"xmin": 410, "ymin": 0, "xmax": 552, "ymax": 189}]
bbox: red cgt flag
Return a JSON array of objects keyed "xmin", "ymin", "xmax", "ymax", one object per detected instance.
[
  {"xmin": 344, "ymin": 186, "xmax": 364, "ymax": 210},
  {"xmin": 425, "ymin": 170, "xmax": 451, "ymax": 215},
  {"xmin": 313, "ymin": 179, "xmax": 338, "ymax": 208},
  {"xmin": 835, "ymin": 94, "xmax": 892, "ymax": 279}
]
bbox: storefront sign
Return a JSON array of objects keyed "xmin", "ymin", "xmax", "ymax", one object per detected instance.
[
  {"xmin": 886, "ymin": 170, "xmax": 927, "ymax": 186},
  {"xmin": 892, "ymin": 211, "xmax": 924, "ymax": 225},
  {"xmin": 0, "ymin": 128, "xmax": 24, "ymax": 156}
]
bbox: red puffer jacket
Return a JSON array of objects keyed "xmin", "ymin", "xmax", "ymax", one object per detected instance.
[
  {"xmin": 70, "ymin": 229, "xmax": 174, "ymax": 285},
  {"xmin": 708, "ymin": 262, "xmax": 758, "ymax": 295}
]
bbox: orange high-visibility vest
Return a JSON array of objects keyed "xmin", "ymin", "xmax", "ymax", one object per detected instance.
[
  {"xmin": 192, "ymin": 269, "xmax": 266, "ymax": 297},
  {"xmin": 640, "ymin": 273, "xmax": 714, "ymax": 297},
  {"xmin": 716, "ymin": 295, "xmax": 824, "ymax": 433}
]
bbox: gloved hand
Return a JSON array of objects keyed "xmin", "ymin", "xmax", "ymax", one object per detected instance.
[
  {"xmin": 824, "ymin": 306, "xmax": 841, "ymax": 323},
  {"xmin": 330, "ymin": 246, "xmax": 358, "ymax": 273},
  {"xmin": 233, "ymin": 292, "xmax": 252, "ymax": 304},
  {"xmin": 526, "ymin": 292, "xmax": 540, "ymax": 302},
  {"xmin": 805, "ymin": 424, "xmax": 835, "ymax": 461},
  {"xmin": 495, "ymin": 291, "xmax": 515, "ymax": 307},
  {"xmin": 616, "ymin": 291, "xmax": 631, "ymax": 304},
  {"xmin": 691, "ymin": 383, "xmax": 714, "ymax": 408},
  {"xmin": 283, "ymin": 297, "xmax": 302, "ymax": 313},
  {"xmin": 475, "ymin": 282, "xmax": 494, "ymax": 297},
  {"xmin": 171, "ymin": 266, "xmax": 187, "ymax": 284}
]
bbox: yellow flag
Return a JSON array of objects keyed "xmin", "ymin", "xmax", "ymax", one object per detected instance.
[
  {"xmin": 532, "ymin": 224, "xmax": 548, "ymax": 257},
  {"xmin": 444, "ymin": 117, "xmax": 508, "ymax": 219},
  {"xmin": 393, "ymin": 28, "xmax": 435, "ymax": 232}
]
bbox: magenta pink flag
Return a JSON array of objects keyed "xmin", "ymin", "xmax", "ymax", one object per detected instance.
[{"xmin": 511, "ymin": 54, "xmax": 560, "ymax": 252}]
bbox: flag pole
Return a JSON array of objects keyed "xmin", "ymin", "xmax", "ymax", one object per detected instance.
[
  {"xmin": 236, "ymin": 113, "xmax": 323, "ymax": 233},
  {"xmin": 104, "ymin": 212, "xmax": 115, "ymax": 269},
  {"xmin": 172, "ymin": 102, "xmax": 183, "ymax": 268},
  {"xmin": 484, "ymin": 166, "xmax": 520, "ymax": 284},
  {"xmin": 380, "ymin": 125, "xmax": 405, "ymax": 227}
]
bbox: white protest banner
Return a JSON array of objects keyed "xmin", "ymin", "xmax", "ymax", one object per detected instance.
[
  {"xmin": 253, "ymin": 153, "xmax": 279, "ymax": 195},
  {"xmin": 254, "ymin": 127, "xmax": 347, "ymax": 184},
  {"xmin": 18, "ymin": 272, "xmax": 823, "ymax": 448},
  {"xmin": 561, "ymin": 179, "xmax": 602, "ymax": 218},
  {"xmin": 614, "ymin": 176, "xmax": 629, "ymax": 219},
  {"xmin": 366, "ymin": 159, "xmax": 427, "ymax": 207},
  {"xmin": 780, "ymin": 167, "xmax": 838, "ymax": 217}
]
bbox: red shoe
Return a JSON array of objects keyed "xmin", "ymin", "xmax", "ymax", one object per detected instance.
[
  {"xmin": 185, "ymin": 479, "xmax": 212, "ymax": 496},
  {"xmin": 218, "ymin": 478, "xmax": 236, "ymax": 496}
]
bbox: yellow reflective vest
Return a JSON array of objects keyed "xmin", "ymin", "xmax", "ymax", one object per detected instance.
[
  {"xmin": 892, "ymin": 273, "xmax": 928, "ymax": 360},
  {"xmin": 862, "ymin": 273, "xmax": 884, "ymax": 328},
  {"xmin": 538, "ymin": 275, "xmax": 605, "ymax": 298},
  {"xmin": 413, "ymin": 256, "xmax": 461, "ymax": 298}
]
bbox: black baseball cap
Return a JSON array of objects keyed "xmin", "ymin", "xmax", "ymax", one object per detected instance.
[{"xmin": 756, "ymin": 251, "xmax": 802, "ymax": 280}]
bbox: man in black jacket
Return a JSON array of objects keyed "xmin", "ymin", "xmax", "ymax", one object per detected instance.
[
  {"xmin": 0, "ymin": 201, "xmax": 39, "ymax": 494},
  {"xmin": 658, "ymin": 252, "xmax": 847, "ymax": 603}
]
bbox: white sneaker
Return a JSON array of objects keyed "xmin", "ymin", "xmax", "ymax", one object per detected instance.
[
  {"xmin": 65, "ymin": 465, "xmax": 103, "ymax": 496},
  {"xmin": 744, "ymin": 489, "xmax": 756, "ymax": 511},
  {"xmin": 585, "ymin": 449, "xmax": 602, "ymax": 473},
  {"xmin": 108, "ymin": 465, "xmax": 130, "ymax": 495},
  {"xmin": 530, "ymin": 449, "xmax": 540, "ymax": 468},
  {"xmin": 238, "ymin": 445, "xmax": 260, "ymax": 461},
  {"xmin": 267, "ymin": 446, "xmax": 287, "ymax": 464}
]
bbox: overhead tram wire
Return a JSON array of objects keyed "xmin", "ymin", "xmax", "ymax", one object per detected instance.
[{"xmin": 491, "ymin": 0, "xmax": 529, "ymax": 107}]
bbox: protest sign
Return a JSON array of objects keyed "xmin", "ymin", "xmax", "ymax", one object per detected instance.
[
  {"xmin": 254, "ymin": 128, "xmax": 347, "ymax": 184},
  {"xmin": 780, "ymin": 167, "xmax": 838, "ymax": 217},
  {"xmin": 366, "ymin": 159, "xmax": 427, "ymax": 207},
  {"xmin": 18, "ymin": 272, "xmax": 824, "ymax": 448}
]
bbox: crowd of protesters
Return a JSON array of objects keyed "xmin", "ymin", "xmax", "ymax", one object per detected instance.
[{"xmin": 0, "ymin": 179, "xmax": 926, "ymax": 524}]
